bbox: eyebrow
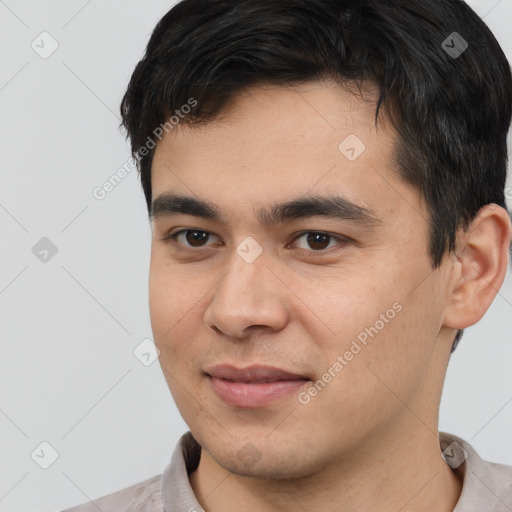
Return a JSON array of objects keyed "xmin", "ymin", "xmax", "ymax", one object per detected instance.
[{"xmin": 150, "ymin": 193, "xmax": 382, "ymax": 228}]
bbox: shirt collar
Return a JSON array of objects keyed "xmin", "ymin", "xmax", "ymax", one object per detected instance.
[
  {"xmin": 439, "ymin": 431, "xmax": 512, "ymax": 511},
  {"xmin": 161, "ymin": 431, "xmax": 202, "ymax": 512}
]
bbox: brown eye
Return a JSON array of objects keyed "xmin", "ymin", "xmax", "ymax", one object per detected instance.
[
  {"xmin": 184, "ymin": 230, "xmax": 210, "ymax": 247},
  {"xmin": 165, "ymin": 229, "xmax": 218, "ymax": 248},
  {"xmin": 292, "ymin": 232, "xmax": 348, "ymax": 252},
  {"xmin": 305, "ymin": 233, "xmax": 331, "ymax": 250}
]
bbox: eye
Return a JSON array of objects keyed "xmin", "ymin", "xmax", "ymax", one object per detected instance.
[
  {"xmin": 163, "ymin": 229, "xmax": 350, "ymax": 253},
  {"xmin": 290, "ymin": 231, "xmax": 348, "ymax": 252},
  {"xmin": 164, "ymin": 229, "xmax": 220, "ymax": 248}
]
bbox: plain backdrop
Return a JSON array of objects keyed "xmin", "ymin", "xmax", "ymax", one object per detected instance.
[{"xmin": 0, "ymin": 1, "xmax": 511, "ymax": 511}]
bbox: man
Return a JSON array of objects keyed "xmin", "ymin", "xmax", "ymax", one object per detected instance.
[{"xmin": 64, "ymin": 0, "xmax": 512, "ymax": 510}]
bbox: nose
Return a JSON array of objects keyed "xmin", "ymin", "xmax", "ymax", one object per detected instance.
[{"xmin": 203, "ymin": 255, "xmax": 289, "ymax": 339}]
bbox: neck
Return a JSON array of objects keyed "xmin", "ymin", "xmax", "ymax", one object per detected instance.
[{"xmin": 189, "ymin": 421, "xmax": 462, "ymax": 512}]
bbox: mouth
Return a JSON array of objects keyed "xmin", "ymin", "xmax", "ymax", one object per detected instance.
[{"xmin": 205, "ymin": 364, "xmax": 311, "ymax": 408}]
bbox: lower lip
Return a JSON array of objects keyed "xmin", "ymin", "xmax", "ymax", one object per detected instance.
[{"xmin": 208, "ymin": 376, "xmax": 309, "ymax": 408}]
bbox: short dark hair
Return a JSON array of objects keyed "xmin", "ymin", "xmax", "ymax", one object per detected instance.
[{"xmin": 120, "ymin": 0, "xmax": 512, "ymax": 352}]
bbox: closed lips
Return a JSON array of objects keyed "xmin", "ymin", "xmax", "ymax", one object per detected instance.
[{"xmin": 205, "ymin": 365, "xmax": 311, "ymax": 382}]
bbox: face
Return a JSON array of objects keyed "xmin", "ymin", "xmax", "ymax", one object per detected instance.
[{"xmin": 149, "ymin": 80, "xmax": 454, "ymax": 479}]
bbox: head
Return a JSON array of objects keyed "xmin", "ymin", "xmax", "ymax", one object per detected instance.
[{"xmin": 120, "ymin": 0, "xmax": 512, "ymax": 479}]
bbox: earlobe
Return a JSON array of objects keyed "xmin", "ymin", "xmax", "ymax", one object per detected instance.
[{"xmin": 443, "ymin": 204, "xmax": 512, "ymax": 331}]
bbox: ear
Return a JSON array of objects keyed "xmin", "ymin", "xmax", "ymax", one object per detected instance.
[{"xmin": 443, "ymin": 204, "xmax": 512, "ymax": 330}]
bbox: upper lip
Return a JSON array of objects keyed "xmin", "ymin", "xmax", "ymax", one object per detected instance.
[{"xmin": 205, "ymin": 365, "xmax": 310, "ymax": 382}]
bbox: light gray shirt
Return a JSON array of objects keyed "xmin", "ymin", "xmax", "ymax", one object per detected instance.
[{"xmin": 62, "ymin": 431, "xmax": 512, "ymax": 512}]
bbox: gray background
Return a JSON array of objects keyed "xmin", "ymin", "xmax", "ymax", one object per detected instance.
[{"xmin": 0, "ymin": 1, "xmax": 511, "ymax": 511}]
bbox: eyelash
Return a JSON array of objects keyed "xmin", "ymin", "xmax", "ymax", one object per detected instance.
[{"xmin": 162, "ymin": 229, "xmax": 351, "ymax": 254}]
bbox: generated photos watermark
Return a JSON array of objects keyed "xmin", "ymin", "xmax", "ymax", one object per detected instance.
[
  {"xmin": 298, "ymin": 301, "xmax": 403, "ymax": 405},
  {"xmin": 92, "ymin": 97, "xmax": 198, "ymax": 201}
]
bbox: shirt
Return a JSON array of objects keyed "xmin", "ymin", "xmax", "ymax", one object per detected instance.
[{"xmin": 61, "ymin": 431, "xmax": 512, "ymax": 512}]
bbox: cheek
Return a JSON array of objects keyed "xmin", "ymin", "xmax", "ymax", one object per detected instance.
[
  {"xmin": 306, "ymin": 263, "xmax": 437, "ymax": 394},
  {"xmin": 294, "ymin": 267, "xmax": 400, "ymax": 350},
  {"xmin": 149, "ymin": 269, "xmax": 204, "ymax": 403},
  {"xmin": 347, "ymin": 279, "xmax": 443, "ymax": 404},
  {"xmin": 149, "ymin": 257, "xmax": 202, "ymax": 347}
]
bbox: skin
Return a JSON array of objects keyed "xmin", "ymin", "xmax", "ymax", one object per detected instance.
[{"xmin": 148, "ymin": 79, "xmax": 512, "ymax": 512}]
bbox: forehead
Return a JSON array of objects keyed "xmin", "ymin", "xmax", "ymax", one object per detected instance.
[{"xmin": 150, "ymin": 80, "xmax": 417, "ymax": 222}]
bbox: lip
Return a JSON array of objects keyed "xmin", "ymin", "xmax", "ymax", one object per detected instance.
[
  {"xmin": 205, "ymin": 364, "xmax": 309, "ymax": 382},
  {"xmin": 205, "ymin": 365, "xmax": 311, "ymax": 408}
]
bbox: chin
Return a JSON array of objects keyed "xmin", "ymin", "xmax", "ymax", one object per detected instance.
[
  {"xmin": 217, "ymin": 455, "xmax": 316, "ymax": 480},
  {"xmin": 202, "ymin": 436, "xmax": 327, "ymax": 481}
]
